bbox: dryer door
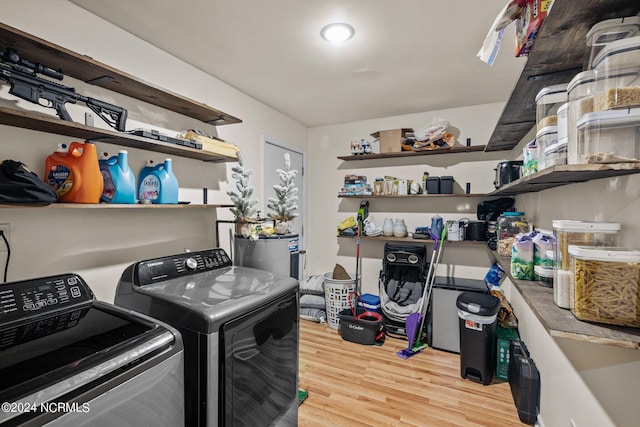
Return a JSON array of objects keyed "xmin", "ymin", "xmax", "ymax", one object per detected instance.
[{"xmin": 222, "ymin": 291, "xmax": 298, "ymax": 426}]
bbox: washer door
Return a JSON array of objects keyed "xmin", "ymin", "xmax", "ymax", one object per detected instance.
[{"xmin": 222, "ymin": 292, "xmax": 298, "ymax": 426}]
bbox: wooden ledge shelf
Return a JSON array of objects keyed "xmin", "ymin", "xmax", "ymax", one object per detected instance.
[
  {"xmin": 338, "ymin": 193, "xmax": 490, "ymax": 199},
  {"xmin": 338, "ymin": 235, "xmax": 487, "ymax": 245},
  {"xmin": 337, "ymin": 145, "xmax": 486, "ymax": 161},
  {"xmin": 489, "ymin": 250, "xmax": 640, "ymax": 350},
  {"xmin": 0, "ymin": 106, "xmax": 236, "ymax": 163},
  {"xmin": 0, "ymin": 22, "xmax": 241, "ymax": 125},
  {"xmin": 0, "ymin": 203, "xmax": 228, "ymax": 209},
  {"xmin": 489, "ymin": 163, "xmax": 640, "ymax": 196}
]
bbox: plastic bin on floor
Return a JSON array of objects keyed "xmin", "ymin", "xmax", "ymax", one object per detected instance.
[
  {"xmin": 456, "ymin": 292, "xmax": 501, "ymax": 385},
  {"xmin": 323, "ymin": 272, "xmax": 356, "ymax": 329}
]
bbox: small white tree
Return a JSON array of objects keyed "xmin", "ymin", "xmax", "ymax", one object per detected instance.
[
  {"xmin": 267, "ymin": 153, "xmax": 299, "ymax": 225},
  {"xmin": 227, "ymin": 151, "xmax": 258, "ymax": 222}
]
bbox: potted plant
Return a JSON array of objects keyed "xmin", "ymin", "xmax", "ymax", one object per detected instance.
[
  {"xmin": 267, "ymin": 153, "xmax": 299, "ymax": 234},
  {"xmin": 227, "ymin": 151, "xmax": 258, "ymax": 237}
]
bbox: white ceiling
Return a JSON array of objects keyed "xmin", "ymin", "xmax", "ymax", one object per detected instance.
[{"xmin": 69, "ymin": 0, "xmax": 526, "ymax": 127}]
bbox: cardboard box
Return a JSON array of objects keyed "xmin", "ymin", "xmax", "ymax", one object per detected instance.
[
  {"xmin": 515, "ymin": 0, "xmax": 553, "ymax": 57},
  {"xmin": 371, "ymin": 128, "xmax": 411, "ymax": 153}
]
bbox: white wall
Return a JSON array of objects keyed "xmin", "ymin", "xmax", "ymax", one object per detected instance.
[
  {"xmin": 306, "ymin": 103, "xmax": 511, "ymax": 295},
  {"xmin": 0, "ymin": 0, "xmax": 307, "ymax": 301}
]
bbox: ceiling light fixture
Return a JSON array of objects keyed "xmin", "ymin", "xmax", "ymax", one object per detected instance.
[{"xmin": 321, "ymin": 23, "xmax": 354, "ymax": 43}]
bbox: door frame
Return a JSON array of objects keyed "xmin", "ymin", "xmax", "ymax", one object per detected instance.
[{"xmin": 261, "ymin": 134, "xmax": 307, "ymax": 262}]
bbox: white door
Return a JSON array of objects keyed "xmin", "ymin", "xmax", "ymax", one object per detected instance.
[{"xmin": 263, "ymin": 137, "xmax": 305, "ymax": 273}]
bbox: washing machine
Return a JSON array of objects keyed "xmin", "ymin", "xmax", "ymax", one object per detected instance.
[
  {"xmin": 114, "ymin": 248, "xmax": 299, "ymax": 427},
  {"xmin": 0, "ymin": 273, "xmax": 184, "ymax": 427}
]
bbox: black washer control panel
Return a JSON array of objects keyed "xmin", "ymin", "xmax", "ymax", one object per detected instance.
[
  {"xmin": 0, "ymin": 274, "xmax": 93, "ymax": 326},
  {"xmin": 135, "ymin": 248, "xmax": 232, "ymax": 286}
]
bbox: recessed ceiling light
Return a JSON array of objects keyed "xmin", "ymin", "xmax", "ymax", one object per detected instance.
[{"xmin": 321, "ymin": 23, "xmax": 354, "ymax": 43}]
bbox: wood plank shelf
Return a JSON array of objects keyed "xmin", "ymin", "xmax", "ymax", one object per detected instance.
[
  {"xmin": 0, "ymin": 106, "xmax": 236, "ymax": 162},
  {"xmin": 485, "ymin": 0, "xmax": 640, "ymax": 152},
  {"xmin": 489, "ymin": 163, "xmax": 640, "ymax": 196},
  {"xmin": 338, "ymin": 193, "xmax": 490, "ymax": 199},
  {"xmin": 338, "ymin": 235, "xmax": 487, "ymax": 245},
  {"xmin": 337, "ymin": 145, "xmax": 485, "ymax": 161},
  {"xmin": 489, "ymin": 250, "xmax": 640, "ymax": 350},
  {"xmin": 0, "ymin": 22, "xmax": 241, "ymax": 126},
  {"xmin": 0, "ymin": 203, "xmax": 230, "ymax": 209}
]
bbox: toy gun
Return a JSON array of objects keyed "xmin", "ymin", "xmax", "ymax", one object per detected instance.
[{"xmin": 0, "ymin": 48, "xmax": 127, "ymax": 131}]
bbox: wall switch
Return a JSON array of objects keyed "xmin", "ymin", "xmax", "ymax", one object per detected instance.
[{"xmin": 0, "ymin": 223, "xmax": 10, "ymax": 253}]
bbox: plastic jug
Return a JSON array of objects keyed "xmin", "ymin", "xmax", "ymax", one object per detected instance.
[
  {"xmin": 138, "ymin": 158, "xmax": 178, "ymax": 204},
  {"xmin": 99, "ymin": 150, "xmax": 136, "ymax": 204},
  {"xmin": 45, "ymin": 141, "xmax": 104, "ymax": 203}
]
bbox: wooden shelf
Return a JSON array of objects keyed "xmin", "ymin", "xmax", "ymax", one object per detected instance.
[
  {"xmin": 338, "ymin": 193, "xmax": 490, "ymax": 198},
  {"xmin": 337, "ymin": 145, "xmax": 486, "ymax": 161},
  {"xmin": 0, "ymin": 203, "xmax": 229, "ymax": 209},
  {"xmin": 489, "ymin": 250, "xmax": 640, "ymax": 351},
  {"xmin": 489, "ymin": 163, "xmax": 640, "ymax": 196},
  {"xmin": 485, "ymin": 0, "xmax": 640, "ymax": 152},
  {"xmin": 338, "ymin": 235, "xmax": 487, "ymax": 245},
  {"xmin": 0, "ymin": 106, "xmax": 236, "ymax": 162},
  {"xmin": 0, "ymin": 22, "xmax": 241, "ymax": 126}
]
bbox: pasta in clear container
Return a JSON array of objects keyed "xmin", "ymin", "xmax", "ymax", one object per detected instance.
[{"xmin": 568, "ymin": 246, "xmax": 640, "ymax": 327}]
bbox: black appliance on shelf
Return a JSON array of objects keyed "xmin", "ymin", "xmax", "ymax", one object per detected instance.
[{"xmin": 493, "ymin": 161, "xmax": 523, "ymax": 189}]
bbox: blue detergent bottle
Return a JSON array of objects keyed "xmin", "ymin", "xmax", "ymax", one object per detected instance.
[
  {"xmin": 138, "ymin": 158, "xmax": 178, "ymax": 204},
  {"xmin": 99, "ymin": 150, "xmax": 136, "ymax": 204}
]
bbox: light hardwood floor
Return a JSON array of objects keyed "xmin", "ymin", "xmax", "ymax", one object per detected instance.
[{"xmin": 298, "ymin": 320, "xmax": 527, "ymax": 427}]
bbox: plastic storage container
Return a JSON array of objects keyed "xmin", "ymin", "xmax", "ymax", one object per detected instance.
[
  {"xmin": 585, "ymin": 17, "xmax": 640, "ymax": 70},
  {"xmin": 576, "ymin": 108, "xmax": 640, "ymax": 164},
  {"xmin": 456, "ymin": 292, "xmax": 501, "ymax": 385},
  {"xmin": 536, "ymin": 126, "xmax": 558, "ymax": 170},
  {"xmin": 535, "ymin": 83, "xmax": 568, "ymax": 131},
  {"xmin": 45, "ymin": 141, "xmax": 104, "ymax": 204},
  {"xmin": 99, "ymin": 150, "xmax": 136, "ymax": 204},
  {"xmin": 522, "ymin": 140, "xmax": 539, "ymax": 177},
  {"xmin": 440, "ymin": 176, "xmax": 454, "ymax": 194},
  {"xmin": 552, "ymin": 220, "xmax": 620, "ymax": 310},
  {"xmin": 534, "ymin": 265, "xmax": 554, "ymax": 288},
  {"xmin": 557, "ymin": 102, "xmax": 569, "ymax": 142},
  {"xmin": 567, "ymin": 70, "xmax": 597, "ymax": 164},
  {"xmin": 543, "ymin": 140, "xmax": 568, "ymax": 168},
  {"xmin": 592, "ymin": 37, "xmax": 640, "ymax": 113},
  {"xmin": 569, "ymin": 246, "xmax": 640, "ymax": 327},
  {"xmin": 497, "ymin": 212, "xmax": 532, "ymax": 257}
]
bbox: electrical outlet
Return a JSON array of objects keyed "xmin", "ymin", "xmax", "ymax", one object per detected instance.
[{"xmin": 0, "ymin": 223, "xmax": 10, "ymax": 253}]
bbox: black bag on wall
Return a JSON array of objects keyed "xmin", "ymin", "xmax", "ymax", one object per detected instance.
[{"xmin": 0, "ymin": 160, "xmax": 57, "ymax": 206}]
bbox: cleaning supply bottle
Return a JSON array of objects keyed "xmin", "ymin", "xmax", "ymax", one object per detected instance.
[
  {"xmin": 138, "ymin": 158, "xmax": 179, "ymax": 204},
  {"xmin": 137, "ymin": 160, "xmax": 155, "ymax": 203},
  {"xmin": 99, "ymin": 150, "xmax": 136, "ymax": 204},
  {"xmin": 45, "ymin": 141, "xmax": 103, "ymax": 203}
]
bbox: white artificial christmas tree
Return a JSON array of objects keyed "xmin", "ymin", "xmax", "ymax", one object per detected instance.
[
  {"xmin": 227, "ymin": 151, "xmax": 258, "ymax": 226},
  {"xmin": 267, "ymin": 153, "xmax": 298, "ymax": 233}
]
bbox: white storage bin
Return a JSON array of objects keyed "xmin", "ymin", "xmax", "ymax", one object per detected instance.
[
  {"xmin": 552, "ymin": 220, "xmax": 620, "ymax": 310},
  {"xmin": 535, "ymin": 83, "xmax": 568, "ymax": 131},
  {"xmin": 585, "ymin": 17, "xmax": 640, "ymax": 69},
  {"xmin": 536, "ymin": 126, "xmax": 558, "ymax": 170},
  {"xmin": 567, "ymin": 70, "xmax": 597, "ymax": 164},
  {"xmin": 576, "ymin": 108, "xmax": 640, "ymax": 164},
  {"xmin": 592, "ymin": 36, "xmax": 640, "ymax": 112}
]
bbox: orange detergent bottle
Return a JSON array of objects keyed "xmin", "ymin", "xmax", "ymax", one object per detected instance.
[{"xmin": 45, "ymin": 141, "xmax": 104, "ymax": 203}]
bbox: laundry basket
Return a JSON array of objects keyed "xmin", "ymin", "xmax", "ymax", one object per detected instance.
[{"xmin": 323, "ymin": 272, "xmax": 357, "ymax": 329}]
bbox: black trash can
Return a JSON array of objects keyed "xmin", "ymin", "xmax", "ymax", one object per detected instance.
[{"xmin": 456, "ymin": 292, "xmax": 501, "ymax": 385}]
